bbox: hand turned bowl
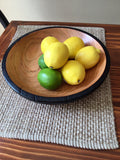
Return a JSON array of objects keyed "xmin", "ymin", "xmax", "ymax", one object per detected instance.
[{"xmin": 2, "ymin": 26, "xmax": 110, "ymax": 104}]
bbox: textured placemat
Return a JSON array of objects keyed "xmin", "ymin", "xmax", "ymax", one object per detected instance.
[{"xmin": 0, "ymin": 25, "xmax": 119, "ymax": 149}]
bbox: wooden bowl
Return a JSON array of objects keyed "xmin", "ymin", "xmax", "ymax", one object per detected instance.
[{"xmin": 2, "ymin": 26, "xmax": 110, "ymax": 104}]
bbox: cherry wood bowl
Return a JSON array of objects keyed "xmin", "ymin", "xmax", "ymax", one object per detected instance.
[{"xmin": 2, "ymin": 26, "xmax": 110, "ymax": 104}]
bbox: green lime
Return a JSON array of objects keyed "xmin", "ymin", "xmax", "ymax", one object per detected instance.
[
  {"xmin": 38, "ymin": 54, "xmax": 48, "ymax": 69},
  {"xmin": 37, "ymin": 68, "xmax": 62, "ymax": 90}
]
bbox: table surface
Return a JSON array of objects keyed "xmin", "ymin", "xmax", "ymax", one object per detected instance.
[{"xmin": 0, "ymin": 21, "xmax": 120, "ymax": 160}]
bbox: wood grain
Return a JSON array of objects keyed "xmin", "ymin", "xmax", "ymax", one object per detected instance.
[
  {"xmin": 0, "ymin": 21, "xmax": 120, "ymax": 159},
  {"xmin": 0, "ymin": 138, "xmax": 120, "ymax": 160},
  {"xmin": 5, "ymin": 27, "xmax": 106, "ymax": 97}
]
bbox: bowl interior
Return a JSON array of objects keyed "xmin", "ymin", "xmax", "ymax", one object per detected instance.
[{"xmin": 5, "ymin": 27, "xmax": 106, "ymax": 97}]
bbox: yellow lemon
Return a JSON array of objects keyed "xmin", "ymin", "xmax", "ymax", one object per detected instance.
[
  {"xmin": 41, "ymin": 36, "xmax": 59, "ymax": 53},
  {"xmin": 64, "ymin": 37, "xmax": 85, "ymax": 59},
  {"xmin": 75, "ymin": 46, "xmax": 101, "ymax": 69},
  {"xmin": 61, "ymin": 60, "xmax": 86, "ymax": 85},
  {"xmin": 44, "ymin": 42, "xmax": 69, "ymax": 69}
]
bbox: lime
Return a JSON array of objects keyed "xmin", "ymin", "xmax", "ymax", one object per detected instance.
[
  {"xmin": 64, "ymin": 37, "xmax": 85, "ymax": 59},
  {"xmin": 44, "ymin": 42, "xmax": 69, "ymax": 69},
  {"xmin": 37, "ymin": 68, "xmax": 62, "ymax": 90},
  {"xmin": 38, "ymin": 54, "xmax": 48, "ymax": 69},
  {"xmin": 41, "ymin": 36, "xmax": 59, "ymax": 54},
  {"xmin": 61, "ymin": 60, "xmax": 86, "ymax": 85}
]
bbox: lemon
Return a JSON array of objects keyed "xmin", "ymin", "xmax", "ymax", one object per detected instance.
[
  {"xmin": 75, "ymin": 46, "xmax": 100, "ymax": 69},
  {"xmin": 37, "ymin": 68, "xmax": 62, "ymax": 90},
  {"xmin": 61, "ymin": 60, "xmax": 86, "ymax": 85},
  {"xmin": 38, "ymin": 54, "xmax": 48, "ymax": 69},
  {"xmin": 41, "ymin": 36, "xmax": 59, "ymax": 53},
  {"xmin": 44, "ymin": 42, "xmax": 69, "ymax": 69},
  {"xmin": 64, "ymin": 37, "xmax": 85, "ymax": 59}
]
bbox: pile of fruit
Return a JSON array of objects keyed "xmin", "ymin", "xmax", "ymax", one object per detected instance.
[{"xmin": 37, "ymin": 36, "xmax": 101, "ymax": 90}]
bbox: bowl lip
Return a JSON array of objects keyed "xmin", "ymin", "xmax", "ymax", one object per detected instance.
[{"xmin": 2, "ymin": 26, "xmax": 110, "ymax": 104}]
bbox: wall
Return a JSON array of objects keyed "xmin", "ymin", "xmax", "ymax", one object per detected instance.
[{"xmin": 0, "ymin": 0, "xmax": 120, "ymax": 35}]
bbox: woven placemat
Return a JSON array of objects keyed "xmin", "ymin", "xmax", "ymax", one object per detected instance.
[{"xmin": 0, "ymin": 25, "xmax": 119, "ymax": 149}]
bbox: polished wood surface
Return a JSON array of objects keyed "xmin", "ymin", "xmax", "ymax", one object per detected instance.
[
  {"xmin": 0, "ymin": 21, "xmax": 120, "ymax": 159},
  {"xmin": 5, "ymin": 27, "xmax": 106, "ymax": 98}
]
